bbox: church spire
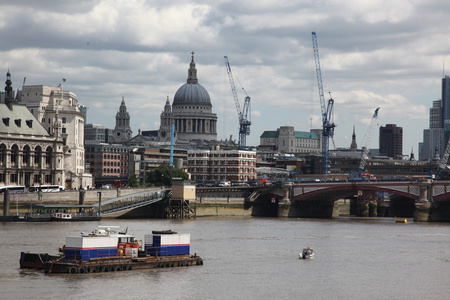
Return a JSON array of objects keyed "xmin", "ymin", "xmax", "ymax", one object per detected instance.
[
  {"xmin": 350, "ymin": 125, "xmax": 357, "ymax": 151},
  {"xmin": 187, "ymin": 51, "xmax": 198, "ymax": 84}
]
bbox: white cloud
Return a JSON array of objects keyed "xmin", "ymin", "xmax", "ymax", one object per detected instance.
[{"xmin": 0, "ymin": 0, "xmax": 446, "ymax": 154}]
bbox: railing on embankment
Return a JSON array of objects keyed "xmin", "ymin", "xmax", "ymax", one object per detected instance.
[{"xmin": 98, "ymin": 189, "xmax": 169, "ymax": 217}]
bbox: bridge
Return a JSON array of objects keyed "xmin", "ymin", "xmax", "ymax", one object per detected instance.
[
  {"xmin": 248, "ymin": 179, "xmax": 450, "ymax": 222},
  {"xmin": 97, "ymin": 189, "xmax": 169, "ymax": 218}
]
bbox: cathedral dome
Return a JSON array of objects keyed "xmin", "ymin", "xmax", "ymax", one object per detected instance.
[
  {"xmin": 173, "ymin": 82, "xmax": 211, "ymax": 106},
  {"xmin": 172, "ymin": 52, "xmax": 212, "ymax": 106}
]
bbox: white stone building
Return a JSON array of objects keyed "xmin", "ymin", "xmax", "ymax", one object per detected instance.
[
  {"xmin": 0, "ymin": 71, "xmax": 64, "ymax": 188},
  {"xmin": 259, "ymin": 126, "xmax": 321, "ymax": 154},
  {"xmin": 19, "ymin": 84, "xmax": 92, "ymax": 189}
]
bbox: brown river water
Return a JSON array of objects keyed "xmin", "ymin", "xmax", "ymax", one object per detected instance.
[{"xmin": 1, "ymin": 217, "xmax": 450, "ymax": 300}]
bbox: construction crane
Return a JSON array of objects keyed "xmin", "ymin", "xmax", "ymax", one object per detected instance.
[
  {"xmin": 224, "ymin": 56, "xmax": 251, "ymax": 150},
  {"xmin": 358, "ymin": 107, "xmax": 380, "ymax": 176},
  {"xmin": 311, "ymin": 32, "xmax": 336, "ymax": 174},
  {"xmin": 437, "ymin": 136, "xmax": 450, "ymax": 179}
]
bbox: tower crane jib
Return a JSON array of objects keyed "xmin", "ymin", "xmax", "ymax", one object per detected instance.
[
  {"xmin": 224, "ymin": 56, "xmax": 251, "ymax": 150},
  {"xmin": 311, "ymin": 32, "xmax": 336, "ymax": 174},
  {"xmin": 358, "ymin": 107, "xmax": 380, "ymax": 175}
]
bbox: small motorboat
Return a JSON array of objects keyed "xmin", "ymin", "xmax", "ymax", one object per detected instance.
[{"xmin": 299, "ymin": 247, "xmax": 314, "ymax": 259}]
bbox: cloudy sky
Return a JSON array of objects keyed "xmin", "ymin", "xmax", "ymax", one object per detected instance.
[{"xmin": 1, "ymin": 0, "xmax": 448, "ymax": 156}]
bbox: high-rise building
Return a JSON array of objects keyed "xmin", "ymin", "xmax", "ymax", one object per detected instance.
[
  {"xmin": 420, "ymin": 75, "xmax": 450, "ymax": 161},
  {"xmin": 442, "ymin": 75, "xmax": 450, "ymax": 126},
  {"xmin": 430, "ymin": 99, "xmax": 442, "ymax": 129},
  {"xmin": 421, "ymin": 128, "xmax": 444, "ymax": 161},
  {"xmin": 379, "ymin": 124, "xmax": 403, "ymax": 159}
]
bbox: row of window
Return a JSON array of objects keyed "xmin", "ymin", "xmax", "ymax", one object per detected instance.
[
  {"xmin": 189, "ymin": 160, "xmax": 255, "ymax": 166},
  {"xmin": 0, "ymin": 173, "xmax": 53, "ymax": 185},
  {"xmin": 2, "ymin": 118, "xmax": 34, "ymax": 128},
  {"xmin": 89, "ymin": 168, "xmax": 127, "ymax": 175},
  {"xmin": 188, "ymin": 167, "xmax": 255, "ymax": 174},
  {"xmin": 88, "ymin": 160, "xmax": 128, "ymax": 167},
  {"xmin": 42, "ymin": 117, "xmax": 67, "ymax": 123},
  {"xmin": 0, "ymin": 146, "xmax": 53, "ymax": 166},
  {"xmin": 189, "ymin": 153, "xmax": 256, "ymax": 158}
]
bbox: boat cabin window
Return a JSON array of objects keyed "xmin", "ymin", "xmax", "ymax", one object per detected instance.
[{"xmin": 118, "ymin": 237, "xmax": 135, "ymax": 243}]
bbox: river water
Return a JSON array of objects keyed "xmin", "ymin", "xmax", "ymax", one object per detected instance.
[{"xmin": 1, "ymin": 217, "xmax": 450, "ymax": 300}]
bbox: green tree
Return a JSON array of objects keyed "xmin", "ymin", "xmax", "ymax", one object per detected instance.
[
  {"xmin": 146, "ymin": 164, "xmax": 189, "ymax": 186},
  {"xmin": 128, "ymin": 174, "xmax": 139, "ymax": 187}
]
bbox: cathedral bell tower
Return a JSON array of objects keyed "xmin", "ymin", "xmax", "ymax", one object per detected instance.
[{"xmin": 111, "ymin": 97, "xmax": 132, "ymax": 143}]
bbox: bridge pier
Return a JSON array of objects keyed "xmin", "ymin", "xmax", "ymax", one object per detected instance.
[
  {"xmin": 355, "ymin": 191, "xmax": 377, "ymax": 217},
  {"xmin": 277, "ymin": 182, "xmax": 293, "ymax": 217},
  {"xmin": 414, "ymin": 179, "xmax": 432, "ymax": 222}
]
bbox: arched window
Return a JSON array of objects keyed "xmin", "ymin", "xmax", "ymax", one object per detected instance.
[
  {"xmin": 45, "ymin": 147, "xmax": 53, "ymax": 167},
  {"xmin": 35, "ymin": 146, "xmax": 42, "ymax": 166},
  {"xmin": 11, "ymin": 144, "xmax": 19, "ymax": 167},
  {"xmin": 0, "ymin": 144, "xmax": 6, "ymax": 166},
  {"xmin": 22, "ymin": 145, "xmax": 31, "ymax": 166}
]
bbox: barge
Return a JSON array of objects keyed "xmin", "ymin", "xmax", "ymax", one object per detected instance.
[{"xmin": 20, "ymin": 226, "xmax": 203, "ymax": 274}]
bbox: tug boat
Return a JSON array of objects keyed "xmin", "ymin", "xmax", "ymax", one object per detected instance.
[
  {"xmin": 20, "ymin": 226, "xmax": 203, "ymax": 274},
  {"xmin": 299, "ymin": 247, "xmax": 314, "ymax": 259}
]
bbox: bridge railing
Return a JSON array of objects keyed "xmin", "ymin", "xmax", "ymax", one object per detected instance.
[{"xmin": 97, "ymin": 189, "xmax": 168, "ymax": 215}]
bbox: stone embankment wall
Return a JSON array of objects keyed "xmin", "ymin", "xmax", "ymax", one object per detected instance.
[
  {"xmin": 0, "ymin": 188, "xmax": 250, "ymax": 217},
  {"xmin": 195, "ymin": 198, "xmax": 250, "ymax": 217}
]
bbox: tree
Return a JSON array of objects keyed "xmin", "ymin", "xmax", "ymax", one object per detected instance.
[
  {"xmin": 128, "ymin": 174, "xmax": 139, "ymax": 187},
  {"xmin": 146, "ymin": 164, "xmax": 189, "ymax": 186}
]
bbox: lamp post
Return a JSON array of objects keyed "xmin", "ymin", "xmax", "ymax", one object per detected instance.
[
  {"xmin": 38, "ymin": 175, "xmax": 42, "ymax": 201},
  {"xmin": 97, "ymin": 191, "xmax": 102, "ymax": 216}
]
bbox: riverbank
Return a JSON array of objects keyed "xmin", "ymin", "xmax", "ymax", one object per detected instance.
[{"xmin": 1, "ymin": 188, "xmax": 352, "ymax": 219}]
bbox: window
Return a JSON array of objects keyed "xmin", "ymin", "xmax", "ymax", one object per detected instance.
[
  {"xmin": 62, "ymin": 127, "xmax": 66, "ymax": 133},
  {"xmin": 62, "ymin": 117, "xmax": 66, "ymax": 124}
]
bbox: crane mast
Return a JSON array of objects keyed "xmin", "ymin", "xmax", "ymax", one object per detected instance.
[
  {"xmin": 312, "ymin": 32, "xmax": 335, "ymax": 174},
  {"xmin": 224, "ymin": 56, "xmax": 251, "ymax": 150},
  {"xmin": 358, "ymin": 107, "xmax": 380, "ymax": 174}
]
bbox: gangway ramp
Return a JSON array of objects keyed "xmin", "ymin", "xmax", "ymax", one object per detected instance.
[{"xmin": 97, "ymin": 189, "xmax": 170, "ymax": 218}]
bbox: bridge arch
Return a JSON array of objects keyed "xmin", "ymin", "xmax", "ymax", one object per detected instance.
[{"xmin": 291, "ymin": 183, "xmax": 420, "ymax": 202}]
